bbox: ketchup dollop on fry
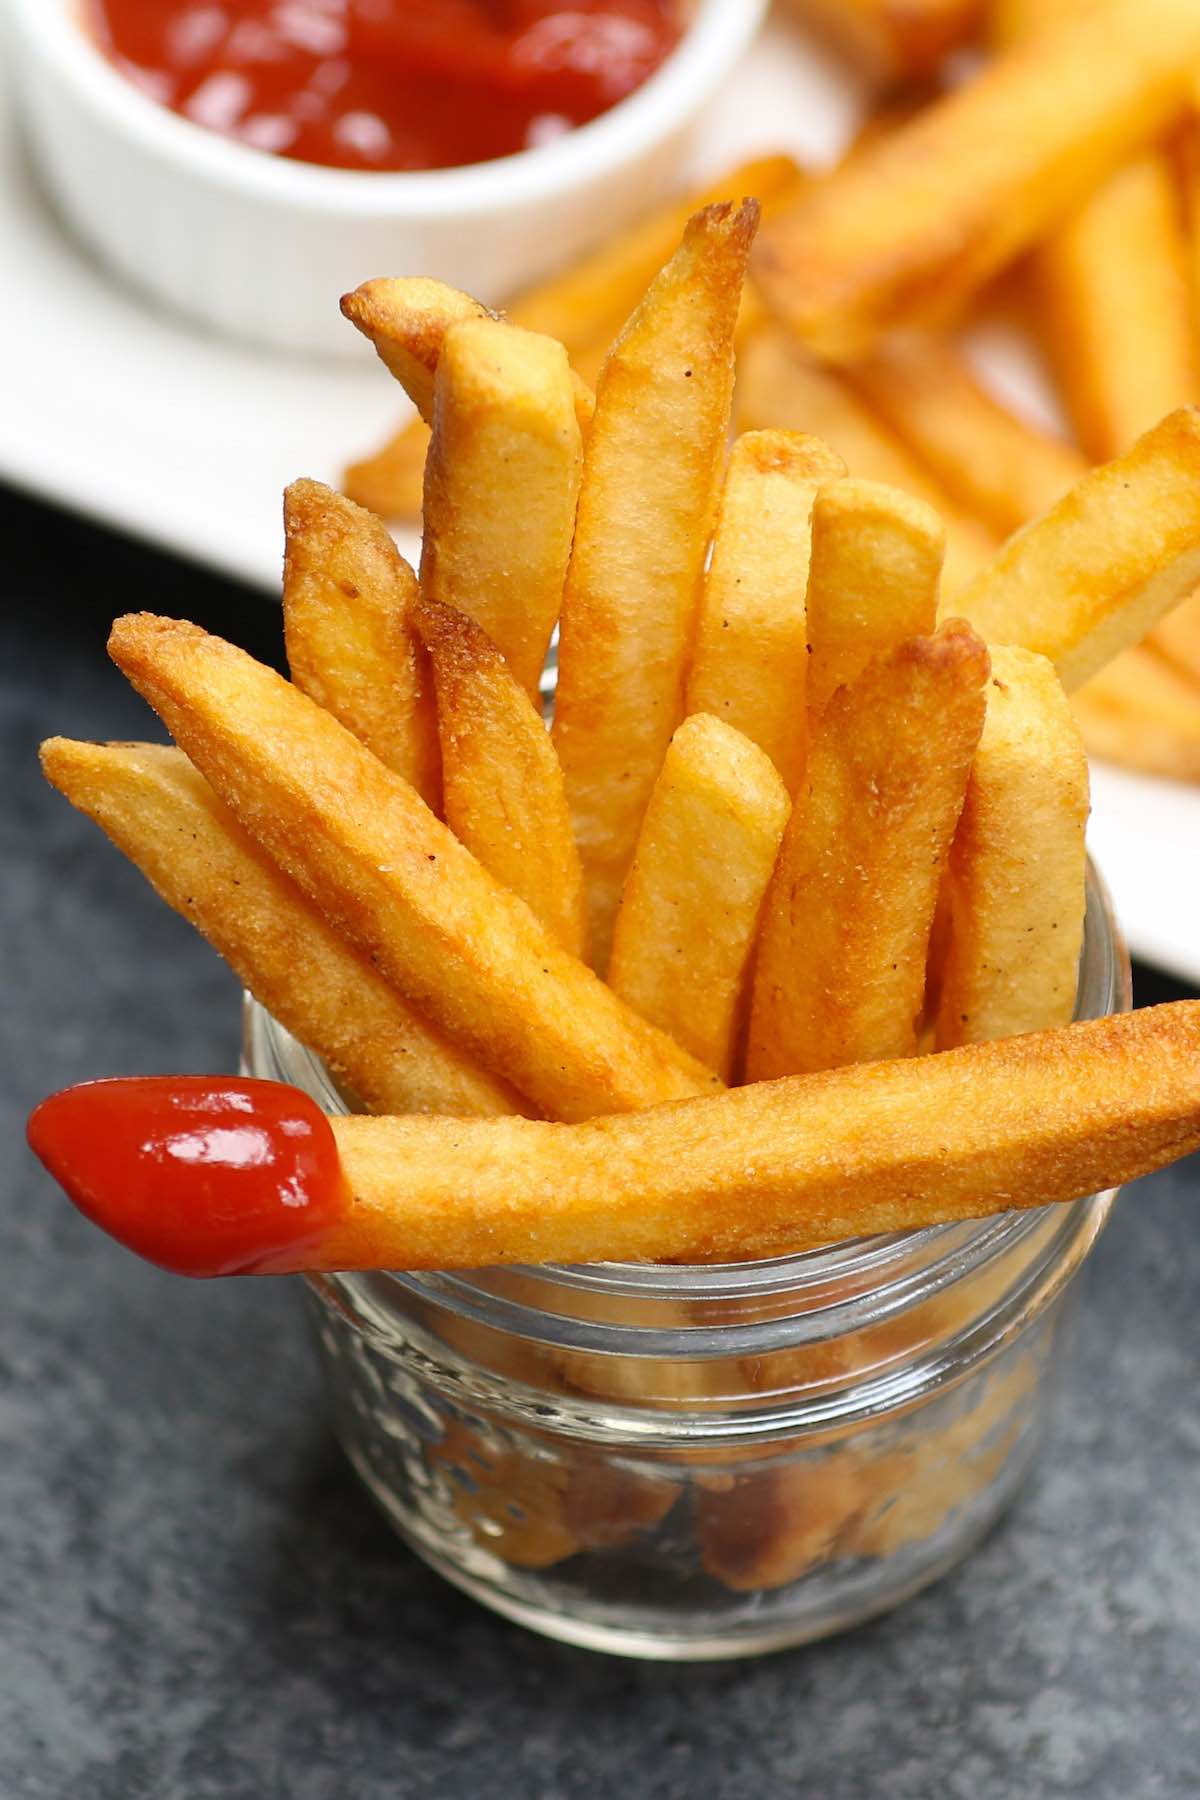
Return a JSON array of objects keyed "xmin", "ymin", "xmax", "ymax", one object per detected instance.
[{"xmin": 27, "ymin": 1077, "xmax": 348, "ymax": 1277}]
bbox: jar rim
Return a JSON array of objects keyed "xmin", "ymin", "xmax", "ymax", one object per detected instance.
[{"xmin": 249, "ymin": 859, "xmax": 1128, "ymax": 1353}]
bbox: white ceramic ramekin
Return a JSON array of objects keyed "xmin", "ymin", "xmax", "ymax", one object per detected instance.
[{"xmin": 6, "ymin": 0, "xmax": 767, "ymax": 359}]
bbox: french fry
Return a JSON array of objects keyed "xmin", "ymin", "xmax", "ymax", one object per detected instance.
[
  {"xmin": 936, "ymin": 646, "xmax": 1089, "ymax": 1050},
  {"xmin": 952, "ymin": 410, "xmax": 1200, "ymax": 691},
  {"xmin": 411, "ymin": 598, "xmax": 585, "ymax": 957},
  {"xmin": 753, "ymin": 0, "xmax": 1200, "ymax": 359},
  {"xmin": 282, "ymin": 479, "xmax": 440, "ymax": 807},
  {"xmin": 553, "ymin": 201, "xmax": 758, "ymax": 968},
  {"xmin": 419, "ymin": 317, "xmax": 583, "ymax": 697},
  {"xmin": 608, "ymin": 714, "xmax": 791, "ymax": 1081},
  {"xmin": 108, "ymin": 615, "xmax": 718, "ymax": 1123},
  {"xmin": 38, "ymin": 740, "xmax": 523, "ymax": 1119},
  {"xmin": 339, "ymin": 277, "xmax": 593, "ymax": 520},
  {"xmin": 995, "ymin": 0, "xmax": 1198, "ymax": 461},
  {"xmin": 683, "ymin": 430, "xmax": 846, "ymax": 792},
  {"xmin": 847, "ymin": 332, "xmax": 1088, "ymax": 537},
  {"xmin": 781, "ymin": 0, "xmax": 983, "ymax": 84},
  {"xmin": 804, "ymin": 477, "xmax": 944, "ymax": 719},
  {"xmin": 735, "ymin": 327, "xmax": 997, "ymax": 597},
  {"xmin": 1034, "ymin": 153, "xmax": 1197, "ymax": 460},
  {"xmin": 342, "ymin": 276, "xmax": 596, "ymax": 434},
  {"xmin": 305, "ymin": 1002, "xmax": 1200, "ymax": 1270},
  {"xmin": 746, "ymin": 621, "xmax": 989, "ymax": 1082},
  {"xmin": 1073, "ymin": 647, "xmax": 1200, "ymax": 783},
  {"xmin": 341, "ymin": 278, "xmax": 492, "ymax": 422}
]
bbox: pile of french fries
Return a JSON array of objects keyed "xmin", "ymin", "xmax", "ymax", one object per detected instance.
[
  {"xmin": 39, "ymin": 175, "xmax": 1200, "ymax": 1271},
  {"xmin": 346, "ymin": 0, "xmax": 1200, "ymax": 785}
]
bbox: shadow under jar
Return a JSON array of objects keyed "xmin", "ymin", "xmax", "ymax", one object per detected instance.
[{"xmin": 244, "ymin": 864, "xmax": 1128, "ymax": 1659}]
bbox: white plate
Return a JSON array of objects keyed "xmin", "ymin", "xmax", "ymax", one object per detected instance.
[{"xmin": 2, "ymin": 21, "xmax": 1196, "ymax": 982}]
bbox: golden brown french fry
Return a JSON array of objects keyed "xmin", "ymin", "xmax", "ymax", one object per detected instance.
[
  {"xmin": 995, "ymin": 0, "xmax": 1198, "ymax": 461},
  {"xmin": 746, "ymin": 621, "xmax": 989, "ymax": 1082},
  {"xmin": 282, "ymin": 479, "xmax": 440, "ymax": 806},
  {"xmin": 508, "ymin": 153, "xmax": 803, "ymax": 352},
  {"xmin": 804, "ymin": 476, "xmax": 945, "ymax": 718},
  {"xmin": 38, "ymin": 740, "xmax": 523, "ymax": 1119},
  {"xmin": 341, "ymin": 278, "xmax": 492, "ymax": 422},
  {"xmin": 108, "ymin": 615, "xmax": 718, "ymax": 1123},
  {"xmin": 1149, "ymin": 589, "xmax": 1200, "ymax": 685},
  {"xmin": 781, "ymin": 0, "xmax": 983, "ymax": 83},
  {"xmin": 339, "ymin": 277, "xmax": 594, "ymax": 521},
  {"xmin": 608, "ymin": 714, "xmax": 791, "ymax": 1081},
  {"xmin": 342, "ymin": 417, "xmax": 430, "ymax": 521},
  {"xmin": 419, "ymin": 317, "xmax": 582, "ymax": 698},
  {"xmin": 308, "ymin": 1002, "xmax": 1200, "ymax": 1270},
  {"xmin": 735, "ymin": 327, "xmax": 997, "ymax": 597},
  {"xmin": 341, "ymin": 276, "xmax": 596, "ymax": 433},
  {"xmin": 952, "ymin": 410, "xmax": 1200, "ymax": 691},
  {"xmin": 1073, "ymin": 646, "xmax": 1200, "ymax": 782},
  {"xmin": 936, "ymin": 646, "xmax": 1089, "ymax": 1050},
  {"xmin": 553, "ymin": 202, "xmax": 758, "ymax": 968},
  {"xmin": 684, "ymin": 431, "xmax": 846, "ymax": 792},
  {"xmin": 754, "ymin": 0, "xmax": 1200, "ymax": 359},
  {"xmin": 847, "ymin": 332, "xmax": 1089, "ymax": 537},
  {"xmin": 411, "ymin": 598, "xmax": 585, "ymax": 958}
]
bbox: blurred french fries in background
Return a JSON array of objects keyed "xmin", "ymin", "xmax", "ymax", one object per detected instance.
[
  {"xmin": 746, "ymin": 621, "xmax": 989, "ymax": 1083},
  {"xmin": 754, "ymin": 0, "xmax": 1200, "ymax": 359},
  {"xmin": 1073, "ymin": 648, "xmax": 1200, "ymax": 784},
  {"xmin": 781, "ymin": 0, "xmax": 983, "ymax": 85},
  {"xmin": 282, "ymin": 480, "xmax": 440, "ymax": 807},
  {"xmin": 1034, "ymin": 153, "xmax": 1196, "ymax": 461},
  {"xmin": 804, "ymin": 476, "xmax": 943, "ymax": 716},
  {"xmin": 108, "ymin": 615, "xmax": 718, "ymax": 1123},
  {"xmin": 846, "ymin": 333, "xmax": 1088, "ymax": 537},
  {"xmin": 39, "ymin": 742, "xmax": 523, "ymax": 1119},
  {"xmin": 343, "ymin": 415, "xmax": 431, "ymax": 523},
  {"xmin": 995, "ymin": 0, "xmax": 1198, "ymax": 461},
  {"xmin": 955, "ymin": 410, "xmax": 1200, "ymax": 691},
  {"xmin": 412, "ymin": 598, "xmax": 586, "ymax": 958},
  {"xmin": 419, "ymin": 317, "xmax": 582, "ymax": 697},
  {"xmin": 1150, "ymin": 590, "xmax": 1200, "ymax": 687},
  {"xmin": 734, "ymin": 328, "xmax": 997, "ymax": 594},
  {"xmin": 684, "ymin": 430, "xmax": 845, "ymax": 791},
  {"xmin": 608, "ymin": 713, "xmax": 791, "ymax": 1081},
  {"xmin": 936, "ymin": 646, "xmax": 1090, "ymax": 1049},
  {"xmin": 553, "ymin": 201, "xmax": 757, "ymax": 967}
]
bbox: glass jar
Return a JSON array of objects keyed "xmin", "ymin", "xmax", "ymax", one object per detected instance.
[{"xmin": 245, "ymin": 865, "xmax": 1128, "ymax": 1659}]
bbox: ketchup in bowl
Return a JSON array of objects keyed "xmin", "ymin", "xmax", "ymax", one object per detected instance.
[{"xmin": 86, "ymin": 0, "xmax": 684, "ymax": 172}]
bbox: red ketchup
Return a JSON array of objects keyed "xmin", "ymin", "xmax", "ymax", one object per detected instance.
[
  {"xmin": 27, "ymin": 1077, "xmax": 348, "ymax": 1277},
  {"xmin": 86, "ymin": 1, "xmax": 683, "ymax": 173}
]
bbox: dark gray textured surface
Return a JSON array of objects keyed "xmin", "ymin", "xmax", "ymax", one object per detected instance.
[{"xmin": 2, "ymin": 486, "xmax": 1198, "ymax": 1800}]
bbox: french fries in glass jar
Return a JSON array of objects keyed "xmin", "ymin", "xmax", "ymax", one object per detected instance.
[{"xmin": 31, "ymin": 154, "xmax": 1200, "ymax": 1652}]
